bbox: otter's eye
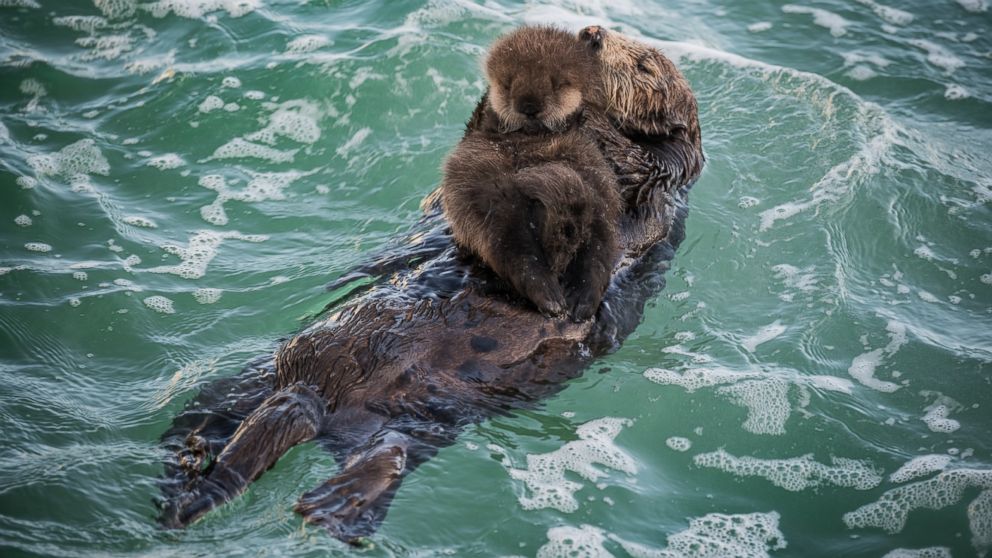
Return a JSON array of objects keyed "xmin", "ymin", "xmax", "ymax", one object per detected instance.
[{"xmin": 636, "ymin": 57, "xmax": 652, "ymax": 74}]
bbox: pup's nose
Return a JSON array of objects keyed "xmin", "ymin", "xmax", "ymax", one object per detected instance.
[
  {"xmin": 579, "ymin": 25, "xmax": 605, "ymax": 50},
  {"xmin": 518, "ymin": 98, "xmax": 541, "ymax": 117}
]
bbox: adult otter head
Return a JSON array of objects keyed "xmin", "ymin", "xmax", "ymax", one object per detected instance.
[
  {"xmin": 485, "ymin": 26, "xmax": 602, "ymax": 134},
  {"xmin": 578, "ymin": 25, "xmax": 701, "ymax": 148}
]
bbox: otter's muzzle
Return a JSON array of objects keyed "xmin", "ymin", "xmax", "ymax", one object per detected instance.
[{"xmin": 579, "ymin": 26, "xmax": 605, "ymax": 50}]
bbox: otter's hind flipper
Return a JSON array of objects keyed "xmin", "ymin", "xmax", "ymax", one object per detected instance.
[
  {"xmin": 160, "ymin": 383, "xmax": 325, "ymax": 528},
  {"xmin": 159, "ymin": 357, "xmax": 276, "ymax": 501},
  {"xmin": 295, "ymin": 429, "xmax": 435, "ymax": 545}
]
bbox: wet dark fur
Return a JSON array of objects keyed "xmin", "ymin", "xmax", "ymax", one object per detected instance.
[
  {"xmin": 441, "ymin": 26, "xmax": 621, "ymax": 320},
  {"xmin": 158, "ymin": 27, "xmax": 704, "ymax": 545}
]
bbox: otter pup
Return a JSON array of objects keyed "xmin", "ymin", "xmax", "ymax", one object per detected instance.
[{"xmin": 441, "ymin": 26, "xmax": 622, "ymax": 321}]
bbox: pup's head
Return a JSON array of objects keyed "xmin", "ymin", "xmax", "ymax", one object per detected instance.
[{"xmin": 485, "ymin": 26, "xmax": 601, "ymax": 134}]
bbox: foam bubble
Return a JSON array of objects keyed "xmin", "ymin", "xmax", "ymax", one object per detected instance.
[
  {"xmin": 221, "ymin": 76, "xmax": 241, "ymax": 88},
  {"xmin": 122, "ymin": 216, "xmax": 157, "ymax": 228},
  {"xmin": 245, "ymin": 100, "xmax": 321, "ymax": 145},
  {"xmin": 666, "ymin": 437, "xmax": 692, "ymax": 452},
  {"xmin": 94, "ymin": 0, "xmax": 137, "ymax": 19},
  {"xmin": 193, "ymin": 287, "xmax": 222, "ymax": 304},
  {"xmin": 890, "ymin": 455, "xmax": 953, "ymax": 483},
  {"xmin": 738, "ymin": 196, "xmax": 760, "ymax": 208},
  {"xmin": 505, "ymin": 417, "xmax": 635, "ymax": 513},
  {"xmin": 0, "ymin": 120, "xmax": 8, "ymax": 143},
  {"xmin": 970, "ymin": 490, "xmax": 992, "ymax": 554},
  {"xmin": 742, "ymin": 320, "xmax": 786, "ymax": 353},
  {"xmin": 845, "ymin": 65, "xmax": 877, "ymax": 81},
  {"xmin": 72, "ymin": 271, "xmax": 88, "ymax": 281},
  {"xmin": 944, "ymin": 84, "xmax": 970, "ymax": 100},
  {"xmin": 198, "ymin": 170, "xmax": 311, "ymax": 225},
  {"xmin": 25, "ymin": 242, "xmax": 52, "ymax": 252},
  {"xmin": 141, "ymin": 0, "xmax": 259, "ymax": 18},
  {"xmin": 747, "ymin": 22, "xmax": 772, "ymax": 33},
  {"xmin": 146, "ymin": 230, "xmax": 266, "ymax": 279},
  {"xmin": 853, "ymin": 0, "xmax": 914, "ymax": 25},
  {"xmin": 145, "ymin": 153, "xmax": 184, "ymax": 170},
  {"xmin": 718, "ymin": 379, "xmax": 791, "ymax": 435},
  {"xmin": 27, "ymin": 138, "xmax": 110, "ymax": 180},
  {"xmin": 198, "ymin": 95, "xmax": 224, "ymax": 113},
  {"xmin": 14, "ymin": 214, "xmax": 32, "ymax": 227},
  {"xmin": 955, "ymin": 0, "xmax": 988, "ymax": 12},
  {"xmin": 53, "ymin": 15, "xmax": 110, "ymax": 33},
  {"xmin": 617, "ymin": 511, "xmax": 787, "ymax": 558},
  {"xmin": 909, "ymin": 39, "xmax": 965, "ymax": 73},
  {"xmin": 781, "ymin": 5, "xmax": 849, "ymax": 36},
  {"xmin": 206, "ymin": 138, "xmax": 297, "ymax": 163},
  {"xmin": 537, "ymin": 525, "xmax": 610, "ymax": 558},
  {"xmin": 0, "ymin": 0, "xmax": 41, "ymax": 7},
  {"xmin": 143, "ymin": 295, "xmax": 175, "ymax": 314},
  {"xmin": 848, "ymin": 320, "xmax": 906, "ymax": 393},
  {"xmin": 244, "ymin": 90, "xmax": 265, "ymax": 100},
  {"xmin": 644, "ymin": 366, "xmax": 762, "ymax": 391},
  {"xmin": 844, "ymin": 468, "xmax": 992, "ymax": 556},
  {"xmin": 882, "ymin": 548, "xmax": 952, "ymax": 558},
  {"xmin": 922, "ymin": 403, "xmax": 960, "ymax": 433},
  {"xmin": 694, "ymin": 449, "xmax": 883, "ymax": 491},
  {"xmin": 771, "ymin": 264, "xmax": 818, "ymax": 292},
  {"xmin": 75, "ymin": 34, "xmax": 134, "ymax": 61},
  {"xmin": 286, "ymin": 34, "xmax": 329, "ymax": 54}
]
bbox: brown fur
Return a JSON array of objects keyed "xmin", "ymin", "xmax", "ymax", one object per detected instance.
[
  {"xmin": 441, "ymin": 26, "xmax": 622, "ymax": 321},
  {"xmin": 577, "ymin": 25, "xmax": 705, "ymax": 206}
]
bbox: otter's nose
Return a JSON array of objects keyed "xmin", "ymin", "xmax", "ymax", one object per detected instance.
[
  {"xmin": 518, "ymin": 98, "xmax": 541, "ymax": 118},
  {"xmin": 579, "ymin": 25, "xmax": 606, "ymax": 50}
]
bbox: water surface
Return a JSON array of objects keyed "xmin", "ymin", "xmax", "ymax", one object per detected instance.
[{"xmin": 1, "ymin": 1, "xmax": 990, "ymax": 556}]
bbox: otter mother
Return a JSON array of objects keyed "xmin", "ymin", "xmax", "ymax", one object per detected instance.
[{"xmin": 158, "ymin": 26, "xmax": 703, "ymax": 544}]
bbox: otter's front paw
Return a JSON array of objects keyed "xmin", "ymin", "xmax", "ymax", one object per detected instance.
[
  {"xmin": 566, "ymin": 284, "xmax": 604, "ymax": 322},
  {"xmin": 522, "ymin": 277, "xmax": 567, "ymax": 318}
]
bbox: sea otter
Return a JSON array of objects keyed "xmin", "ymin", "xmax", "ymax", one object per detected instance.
[
  {"xmin": 442, "ymin": 26, "xmax": 621, "ymax": 321},
  {"xmin": 158, "ymin": 26, "xmax": 704, "ymax": 544}
]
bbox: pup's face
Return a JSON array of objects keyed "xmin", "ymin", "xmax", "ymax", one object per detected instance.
[
  {"xmin": 578, "ymin": 26, "xmax": 681, "ymax": 136},
  {"xmin": 485, "ymin": 27, "xmax": 595, "ymax": 134}
]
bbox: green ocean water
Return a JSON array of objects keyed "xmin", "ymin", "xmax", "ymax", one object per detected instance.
[{"xmin": 1, "ymin": 0, "xmax": 990, "ymax": 556}]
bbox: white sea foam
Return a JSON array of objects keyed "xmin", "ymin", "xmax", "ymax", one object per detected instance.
[
  {"xmin": 645, "ymin": 366, "xmax": 762, "ymax": 392},
  {"xmin": 0, "ymin": 0, "xmax": 41, "ymax": 7},
  {"xmin": 146, "ymin": 230, "xmax": 266, "ymax": 279},
  {"xmin": 122, "ymin": 216, "xmax": 157, "ymax": 228},
  {"xmin": 847, "ymin": 320, "xmax": 906, "ymax": 393},
  {"xmin": 694, "ymin": 449, "xmax": 882, "ymax": 491},
  {"xmin": 93, "ymin": 0, "xmax": 137, "ymax": 19},
  {"xmin": 192, "ymin": 288, "xmax": 222, "ymax": 304},
  {"xmin": 245, "ymin": 99, "xmax": 321, "ymax": 145},
  {"xmin": 141, "ymin": 0, "xmax": 259, "ymax": 19},
  {"xmin": 882, "ymin": 548, "xmax": 952, "ymax": 558},
  {"xmin": 286, "ymin": 34, "xmax": 330, "ymax": 54},
  {"xmin": 845, "ymin": 65, "xmax": 877, "ymax": 81},
  {"xmin": 853, "ymin": 0, "xmax": 914, "ymax": 25},
  {"xmin": 198, "ymin": 170, "xmax": 312, "ymax": 225},
  {"xmin": 747, "ymin": 22, "xmax": 772, "ymax": 33},
  {"xmin": 742, "ymin": 320, "xmax": 786, "ymax": 353},
  {"xmin": 336, "ymin": 127, "xmax": 372, "ymax": 157},
  {"xmin": 921, "ymin": 403, "xmax": 960, "ymax": 433},
  {"xmin": 27, "ymin": 138, "xmax": 110, "ymax": 180},
  {"xmin": 616, "ymin": 511, "xmax": 787, "ymax": 558},
  {"xmin": 221, "ymin": 76, "xmax": 241, "ymax": 88},
  {"xmin": 15, "ymin": 215, "xmax": 32, "ymax": 227},
  {"xmin": 25, "ymin": 242, "xmax": 52, "ymax": 253},
  {"xmin": 944, "ymin": 84, "xmax": 970, "ymax": 100},
  {"xmin": 666, "ymin": 437, "xmax": 692, "ymax": 452},
  {"xmin": 145, "ymin": 153, "xmax": 184, "ymax": 170},
  {"xmin": 207, "ymin": 137, "xmax": 297, "ymax": 163},
  {"xmin": 890, "ymin": 454, "xmax": 953, "ymax": 483},
  {"xmin": 538, "ymin": 525, "xmax": 610, "ymax": 558},
  {"xmin": 844, "ymin": 468, "xmax": 992, "ymax": 555},
  {"xmin": 717, "ymin": 379, "xmax": 791, "ymax": 435},
  {"xmin": 143, "ymin": 295, "xmax": 175, "ymax": 314},
  {"xmin": 504, "ymin": 417, "xmax": 635, "ymax": 513},
  {"xmin": 198, "ymin": 95, "xmax": 224, "ymax": 113},
  {"xmin": 909, "ymin": 39, "xmax": 965, "ymax": 73},
  {"xmin": 781, "ymin": 5, "xmax": 849, "ymax": 37},
  {"xmin": 955, "ymin": 0, "xmax": 988, "ymax": 12}
]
